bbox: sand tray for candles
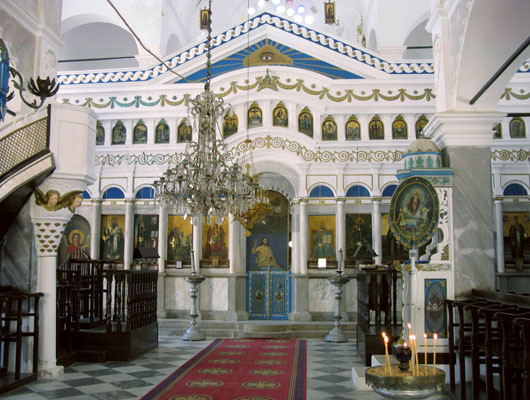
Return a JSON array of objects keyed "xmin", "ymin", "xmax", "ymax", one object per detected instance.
[{"xmin": 365, "ymin": 365, "xmax": 445, "ymax": 399}]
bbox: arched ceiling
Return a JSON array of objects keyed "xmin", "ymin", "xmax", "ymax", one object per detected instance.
[{"xmin": 59, "ymin": 0, "xmax": 433, "ymax": 72}]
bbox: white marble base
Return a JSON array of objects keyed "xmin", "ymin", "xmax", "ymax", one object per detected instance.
[
  {"xmin": 352, "ymin": 354, "xmax": 398, "ymax": 392},
  {"xmin": 38, "ymin": 364, "xmax": 64, "ymax": 379},
  {"xmin": 351, "ymin": 366, "xmax": 371, "ymax": 391}
]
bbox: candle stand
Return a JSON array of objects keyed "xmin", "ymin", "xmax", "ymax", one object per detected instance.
[
  {"xmin": 182, "ymin": 272, "xmax": 206, "ymax": 341},
  {"xmin": 365, "ymin": 365, "xmax": 445, "ymax": 399},
  {"xmin": 324, "ymin": 270, "xmax": 350, "ymax": 343}
]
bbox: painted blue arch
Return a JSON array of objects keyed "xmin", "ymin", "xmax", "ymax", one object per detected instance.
[
  {"xmin": 82, "ymin": 190, "xmax": 91, "ymax": 199},
  {"xmin": 309, "ymin": 185, "xmax": 335, "ymax": 198},
  {"xmin": 503, "ymin": 183, "xmax": 528, "ymax": 196},
  {"xmin": 382, "ymin": 184, "xmax": 397, "ymax": 197},
  {"xmin": 102, "ymin": 187, "xmax": 125, "ymax": 199},
  {"xmin": 346, "ymin": 185, "xmax": 371, "ymax": 197},
  {"xmin": 135, "ymin": 186, "xmax": 154, "ymax": 199}
]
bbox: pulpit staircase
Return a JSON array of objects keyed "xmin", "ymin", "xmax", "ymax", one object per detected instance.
[{"xmin": 56, "ymin": 258, "xmax": 158, "ymax": 366}]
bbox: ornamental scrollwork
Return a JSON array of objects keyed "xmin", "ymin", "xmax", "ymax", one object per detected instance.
[{"xmin": 491, "ymin": 149, "xmax": 530, "ymax": 162}]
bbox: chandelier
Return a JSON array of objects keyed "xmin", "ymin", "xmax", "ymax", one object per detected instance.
[{"xmin": 154, "ymin": 0, "xmax": 268, "ymax": 224}]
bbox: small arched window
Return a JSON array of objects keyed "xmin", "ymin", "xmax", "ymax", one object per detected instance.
[
  {"xmin": 102, "ymin": 187, "xmax": 125, "ymax": 199},
  {"xmin": 309, "ymin": 185, "xmax": 335, "ymax": 198},
  {"xmin": 346, "ymin": 185, "xmax": 370, "ymax": 197},
  {"xmin": 382, "ymin": 184, "xmax": 397, "ymax": 197},
  {"xmin": 503, "ymin": 183, "xmax": 528, "ymax": 196},
  {"xmin": 135, "ymin": 187, "xmax": 155, "ymax": 199}
]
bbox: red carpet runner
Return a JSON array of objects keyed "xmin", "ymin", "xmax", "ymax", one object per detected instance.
[{"xmin": 141, "ymin": 338, "xmax": 306, "ymax": 400}]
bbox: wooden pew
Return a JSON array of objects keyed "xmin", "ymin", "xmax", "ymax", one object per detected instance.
[
  {"xmin": 446, "ymin": 289, "xmax": 530, "ymax": 400},
  {"xmin": 512, "ymin": 317, "xmax": 530, "ymax": 400}
]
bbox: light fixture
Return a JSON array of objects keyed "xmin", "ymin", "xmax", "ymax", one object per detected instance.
[
  {"xmin": 276, "ymin": 5, "xmax": 286, "ymax": 13},
  {"xmin": 0, "ymin": 38, "xmax": 59, "ymax": 122},
  {"xmin": 247, "ymin": 6, "xmax": 256, "ymax": 15},
  {"xmin": 286, "ymin": 8, "xmax": 295, "ymax": 16},
  {"xmin": 272, "ymin": 0, "xmax": 281, "ymax": 5},
  {"xmin": 304, "ymin": 15, "xmax": 314, "ymax": 24},
  {"xmin": 258, "ymin": 0, "xmax": 266, "ymax": 6},
  {"xmin": 294, "ymin": 14, "xmax": 302, "ymax": 22},
  {"xmin": 297, "ymin": 5, "xmax": 305, "ymax": 13},
  {"xmin": 154, "ymin": 0, "xmax": 268, "ymax": 225}
]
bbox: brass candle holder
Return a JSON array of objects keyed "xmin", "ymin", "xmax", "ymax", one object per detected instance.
[{"xmin": 365, "ymin": 364, "xmax": 445, "ymax": 399}]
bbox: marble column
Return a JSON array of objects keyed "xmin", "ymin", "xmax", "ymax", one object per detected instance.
[
  {"xmin": 158, "ymin": 205, "xmax": 167, "ymax": 272},
  {"xmin": 227, "ymin": 214, "xmax": 248, "ymax": 320},
  {"xmin": 372, "ymin": 197, "xmax": 382, "ymax": 264},
  {"xmin": 494, "ymin": 197, "xmax": 505, "ymax": 273},
  {"xmin": 299, "ymin": 198, "xmax": 308, "ymax": 274},
  {"xmin": 90, "ymin": 199, "xmax": 101, "ymax": 259},
  {"xmin": 192, "ymin": 217, "xmax": 202, "ymax": 272},
  {"xmin": 157, "ymin": 204, "xmax": 167, "ymax": 318},
  {"xmin": 291, "ymin": 198, "xmax": 311, "ymax": 321},
  {"xmin": 336, "ymin": 197, "xmax": 346, "ymax": 258},
  {"xmin": 428, "ymin": 112, "xmax": 503, "ymax": 295},
  {"xmin": 123, "ymin": 199, "xmax": 134, "ymax": 269},
  {"xmin": 33, "ymin": 215, "xmax": 71, "ymax": 378}
]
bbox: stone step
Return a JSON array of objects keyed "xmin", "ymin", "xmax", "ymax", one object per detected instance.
[{"xmin": 158, "ymin": 319, "xmax": 357, "ymax": 340}]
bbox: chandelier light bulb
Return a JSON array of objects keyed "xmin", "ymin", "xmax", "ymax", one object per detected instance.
[
  {"xmin": 286, "ymin": 8, "xmax": 295, "ymax": 16},
  {"xmin": 293, "ymin": 14, "xmax": 302, "ymax": 22},
  {"xmin": 272, "ymin": 0, "xmax": 280, "ymax": 5},
  {"xmin": 297, "ymin": 5, "xmax": 305, "ymax": 13},
  {"xmin": 304, "ymin": 15, "xmax": 314, "ymax": 24},
  {"xmin": 247, "ymin": 6, "xmax": 256, "ymax": 15},
  {"xmin": 276, "ymin": 5, "xmax": 286, "ymax": 13},
  {"xmin": 258, "ymin": 0, "xmax": 265, "ymax": 7}
]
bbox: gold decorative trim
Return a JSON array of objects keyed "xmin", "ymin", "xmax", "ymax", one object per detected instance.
[
  {"xmin": 501, "ymin": 88, "xmax": 530, "ymax": 101},
  {"xmin": 492, "ymin": 148, "xmax": 530, "ymax": 161},
  {"xmin": 231, "ymin": 135, "xmax": 404, "ymax": 163},
  {"xmin": 60, "ymin": 74, "xmax": 435, "ymax": 109}
]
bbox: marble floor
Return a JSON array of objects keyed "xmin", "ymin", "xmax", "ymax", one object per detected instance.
[{"xmin": 1, "ymin": 336, "xmax": 449, "ymax": 399}]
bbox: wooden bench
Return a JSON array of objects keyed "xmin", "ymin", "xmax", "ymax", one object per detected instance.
[{"xmin": 446, "ymin": 289, "xmax": 530, "ymax": 400}]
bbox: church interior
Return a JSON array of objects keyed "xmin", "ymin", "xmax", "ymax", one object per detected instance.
[{"xmin": 1, "ymin": 0, "xmax": 530, "ymax": 399}]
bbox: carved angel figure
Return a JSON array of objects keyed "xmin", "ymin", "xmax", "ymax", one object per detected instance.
[{"xmin": 34, "ymin": 188, "xmax": 83, "ymax": 212}]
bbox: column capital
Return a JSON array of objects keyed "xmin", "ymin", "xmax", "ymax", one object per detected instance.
[
  {"xmin": 426, "ymin": 111, "xmax": 505, "ymax": 148},
  {"xmin": 493, "ymin": 196, "xmax": 504, "ymax": 203},
  {"xmin": 32, "ymin": 216, "xmax": 71, "ymax": 256},
  {"xmin": 371, "ymin": 197, "xmax": 382, "ymax": 203},
  {"xmin": 335, "ymin": 197, "xmax": 346, "ymax": 203}
]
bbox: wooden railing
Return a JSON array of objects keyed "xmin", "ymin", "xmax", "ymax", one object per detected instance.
[
  {"xmin": 105, "ymin": 269, "xmax": 158, "ymax": 333},
  {"xmin": 0, "ymin": 287, "xmax": 43, "ymax": 394},
  {"xmin": 57, "ymin": 260, "xmax": 158, "ymax": 361}
]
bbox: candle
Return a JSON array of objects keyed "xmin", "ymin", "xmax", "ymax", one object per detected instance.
[
  {"xmin": 190, "ymin": 250, "xmax": 196, "ymax": 273},
  {"xmin": 407, "ymin": 322, "xmax": 411, "ymax": 344},
  {"xmin": 338, "ymin": 249, "xmax": 343, "ymax": 272},
  {"xmin": 424, "ymin": 333, "xmax": 428, "ymax": 375},
  {"xmin": 433, "ymin": 333, "xmax": 438, "ymax": 373},
  {"xmin": 413, "ymin": 335, "xmax": 419, "ymax": 376},
  {"xmin": 384, "ymin": 336, "xmax": 392, "ymax": 375},
  {"xmin": 409, "ymin": 335, "xmax": 415, "ymax": 375}
]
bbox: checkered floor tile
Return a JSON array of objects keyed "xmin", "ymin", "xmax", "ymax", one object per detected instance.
[{"xmin": 0, "ymin": 337, "xmax": 450, "ymax": 399}]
